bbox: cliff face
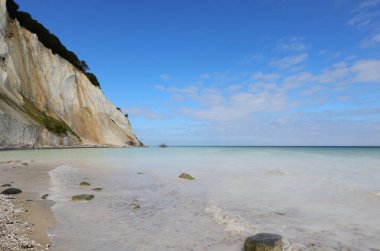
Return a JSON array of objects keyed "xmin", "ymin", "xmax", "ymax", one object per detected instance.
[{"xmin": 0, "ymin": 0, "xmax": 142, "ymax": 148}]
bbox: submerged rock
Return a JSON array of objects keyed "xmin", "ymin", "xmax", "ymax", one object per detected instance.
[
  {"xmin": 244, "ymin": 233, "xmax": 283, "ymax": 251},
  {"xmin": 72, "ymin": 194, "xmax": 95, "ymax": 201},
  {"xmin": 0, "ymin": 184, "xmax": 11, "ymax": 187},
  {"xmin": 79, "ymin": 182, "xmax": 90, "ymax": 187},
  {"xmin": 130, "ymin": 203, "xmax": 141, "ymax": 211},
  {"xmin": 179, "ymin": 173, "xmax": 195, "ymax": 180},
  {"xmin": 92, "ymin": 188, "xmax": 103, "ymax": 192},
  {"xmin": 41, "ymin": 194, "xmax": 49, "ymax": 199},
  {"xmin": 1, "ymin": 188, "xmax": 22, "ymax": 195}
]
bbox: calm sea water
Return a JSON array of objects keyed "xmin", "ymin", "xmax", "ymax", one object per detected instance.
[{"xmin": 1, "ymin": 147, "xmax": 380, "ymax": 250}]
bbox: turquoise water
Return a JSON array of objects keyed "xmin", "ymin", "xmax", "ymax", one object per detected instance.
[{"xmin": 1, "ymin": 147, "xmax": 380, "ymax": 250}]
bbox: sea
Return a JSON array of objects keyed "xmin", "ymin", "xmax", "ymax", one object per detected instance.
[{"xmin": 1, "ymin": 147, "xmax": 380, "ymax": 250}]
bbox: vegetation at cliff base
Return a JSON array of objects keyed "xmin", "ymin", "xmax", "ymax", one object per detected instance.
[{"xmin": 6, "ymin": 0, "xmax": 101, "ymax": 89}]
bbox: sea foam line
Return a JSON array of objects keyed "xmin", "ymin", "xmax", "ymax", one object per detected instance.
[{"xmin": 205, "ymin": 200, "xmax": 257, "ymax": 235}]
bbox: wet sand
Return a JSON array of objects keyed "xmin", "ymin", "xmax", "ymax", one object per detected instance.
[{"xmin": 0, "ymin": 161, "xmax": 55, "ymax": 251}]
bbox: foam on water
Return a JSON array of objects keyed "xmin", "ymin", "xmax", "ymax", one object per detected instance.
[{"xmin": 205, "ymin": 200, "xmax": 257, "ymax": 235}]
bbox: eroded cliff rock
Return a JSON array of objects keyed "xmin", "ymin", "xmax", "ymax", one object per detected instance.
[{"xmin": 0, "ymin": 0, "xmax": 142, "ymax": 148}]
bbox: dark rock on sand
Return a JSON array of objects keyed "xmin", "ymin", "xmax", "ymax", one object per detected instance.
[
  {"xmin": 1, "ymin": 188, "xmax": 22, "ymax": 195},
  {"xmin": 244, "ymin": 233, "xmax": 283, "ymax": 251},
  {"xmin": 72, "ymin": 194, "xmax": 95, "ymax": 201},
  {"xmin": 92, "ymin": 188, "xmax": 103, "ymax": 192},
  {"xmin": 41, "ymin": 194, "xmax": 49, "ymax": 200},
  {"xmin": 179, "ymin": 173, "xmax": 195, "ymax": 180},
  {"xmin": 79, "ymin": 182, "xmax": 90, "ymax": 187},
  {"xmin": 1, "ymin": 184, "xmax": 11, "ymax": 187}
]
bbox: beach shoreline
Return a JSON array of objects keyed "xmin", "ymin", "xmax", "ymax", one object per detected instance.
[{"xmin": 0, "ymin": 161, "xmax": 55, "ymax": 251}]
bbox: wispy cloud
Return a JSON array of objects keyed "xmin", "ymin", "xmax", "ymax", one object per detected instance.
[
  {"xmin": 160, "ymin": 74, "xmax": 172, "ymax": 81},
  {"xmin": 351, "ymin": 60, "xmax": 380, "ymax": 82},
  {"xmin": 348, "ymin": 0, "xmax": 380, "ymax": 47},
  {"xmin": 136, "ymin": 50, "xmax": 380, "ymax": 145},
  {"xmin": 348, "ymin": 0, "xmax": 380, "ymax": 29},
  {"xmin": 271, "ymin": 53, "xmax": 308, "ymax": 69},
  {"xmin": 251, "ymin": 72, "xmax": 280, "ymax": 81},
  {"xmin": 361, "ymin": 32, "xmax": 380, "ymax": 47},
  {"xmin": 275, "ymin": 37, "xmax": 308, "ymax": 52},
  {"xmin": 127, "ymin": 106, "xmax": 165, "ymax": 119}
]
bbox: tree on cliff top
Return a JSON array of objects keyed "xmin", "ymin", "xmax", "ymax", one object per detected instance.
[{"xmin": 6, "ymin": 0, "xmax": 101, "ymax": 89}]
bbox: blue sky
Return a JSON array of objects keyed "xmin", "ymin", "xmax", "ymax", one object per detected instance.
[{"xmin": 17, "ymin": 0, "xmax": 380, "ymax": 146}]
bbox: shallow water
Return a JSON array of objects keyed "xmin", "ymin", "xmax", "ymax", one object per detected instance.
[{"xmin": 1, "ymin": 147, "xmax": 380, "ymax": 250}]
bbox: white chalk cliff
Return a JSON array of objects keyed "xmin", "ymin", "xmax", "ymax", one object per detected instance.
[{"xmin": 0, "ymin": 0, "xmax": 142, "ymax": 148}]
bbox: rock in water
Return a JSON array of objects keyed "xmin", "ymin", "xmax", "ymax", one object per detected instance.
[
  {"xmin": 92, "ymin": 188, "xmax": 103, "ymax": 192},
  {"xmin": 79, "ymin": 182, "xmax": 90, "ymax": 187},
  {"xmin": 0, "ymin": 184, "xmax": 11, "ymax": 187},
  {"xmin": 41, "ymin": 194, "xmax": 49, "ymax": 199},
  {"xmin": 179, "ymin": 173, "xmax": 195, "ymax": 180},
  {"xmin": 244, "ymin": 233, "xmax": 283, "ymax": 251},
  {"xmin": 72, "ymin": 194, "xmax": 95, "ymax": 201},
  {"xmin": 1, "ymin": 188, "xmax": 22, "ymax": 195}
]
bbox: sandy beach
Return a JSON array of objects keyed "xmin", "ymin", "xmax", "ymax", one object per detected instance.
[{"xmin": 0, "ymin": 160, "xmax": 55, "ymax": 251}]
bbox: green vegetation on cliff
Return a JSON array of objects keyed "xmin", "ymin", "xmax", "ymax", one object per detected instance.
[
  {"xmin": 21, "ymin": 96, "xmax": 80, "ymax": 139},
  {"xmin": 6, "ymin": 0, "xmax": 101, "ymax": 89}
]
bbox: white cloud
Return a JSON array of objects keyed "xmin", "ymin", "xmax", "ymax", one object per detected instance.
[
  {"xmin": 134, "ymin": 57, "xmax": 380, "ymax": 145},
  {"xmin": 271, "ymin": 54, "xmax": 308, "ymax": 69},
  {"xmin": 251, "ymin": 72, "xmax": 280, "ymax": 81},
  {"xmin": 225, "ymin": 85, "xmax": 242, "ymax": 92},
  {"xmin": 351, "ymin": 60, "xmax": 380, "ymax": 82},
  {"xmin": 127, "ymin": 106, "xmax": 164, "ymax": 119},
  {"xmin": 249, "ymin": 82, "xmax": 279, "ymax": 93},
  {"xmin": 180, "ymin": 90, "xmax": 288, "ymax": 122}
]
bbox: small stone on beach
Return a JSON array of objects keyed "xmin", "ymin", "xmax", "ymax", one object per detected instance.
[
  {"xmin": 92, "ymin": 188, "xmax": 103, "ymax": 191},
  {"xmin": 1, "ymin": 188, "xmax": 22, "ymax": 195},
  {"xmin": 1, "ymin": 184, "xmax": 11, "ymax": 187},
  {"xmin": 130, "ymin": 203, "xmax": 141, "ymax": 211},
  {"xmin": 244, "ymin": 233, "xmax": 283, "ymax": 251},
  {"xmin": 79, "ymin": 182, "xmax": 90, "ymax": 187},
  {"xmin": 72, "ymin": 194, "xmax": 95, "ymax": 201},
  {"xmin": 41, "ymin": 194, "xmax": 49, "ymax": 200},
  {"xmin": 179, "ymin": 173, "xmax": 195, "ymax": 180}
]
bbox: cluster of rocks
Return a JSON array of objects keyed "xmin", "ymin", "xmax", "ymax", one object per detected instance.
[
  {"xmin": 0, "ymin": 195, "xmax": 47, "ymax": 251},
  {"xmin": 71, "ymin": 181, "xmax": 103, "ymax": 202}
]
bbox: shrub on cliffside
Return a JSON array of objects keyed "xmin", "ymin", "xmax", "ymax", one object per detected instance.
[{"xmin": 6, "ymin": 0, "xmax": 102, "ymax": 89}]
